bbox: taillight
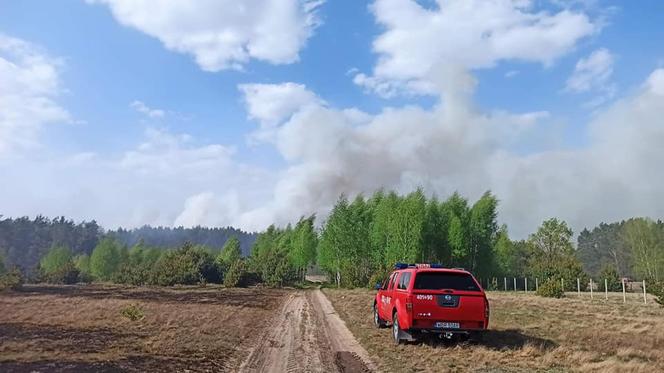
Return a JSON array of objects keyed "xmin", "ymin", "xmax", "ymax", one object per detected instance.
[
  {"xmin": 484, "ymin": 299, "xmax": 490, "ymax": 319},
  {"xmin": 406, "ymin": 295, "xmax": 413, "ymax": 312}
]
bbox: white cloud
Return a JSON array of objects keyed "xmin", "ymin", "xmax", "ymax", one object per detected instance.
[
  {"xmin": 89, "ymin": 0, "xmax": 324, "ymax": 71},
  {"xmin": 645, "ymin": 68, "xmax": 664, "ymax": 95},
  {"xmin": 239, "ymin": 82, "xmax": 322, "ymax": 126},
  {"xmin": 566, "ymin": 48, "xmax": 614, "ymax": 92},
  {"xmin": 0, "ymin": 34, "xmax": 70, "ymax": 159},
  {"xmin": 355, "ymin": 0, "xmax": 597, "ymax": 97},
  {"xmin": 231, "ymin": 67, "xmax": 664, "ymax": 237},
  {"xmin": 239, "ymin": 82, "xmax": 324, "ymax": 142},
  {"xmin": 130, "ymin": 100, "xmax": 165, "ymax": 118}
]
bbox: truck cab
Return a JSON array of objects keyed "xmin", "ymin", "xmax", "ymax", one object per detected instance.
[{"xmin": 373, "ymin": 263, "xmax": 489, "ymax": 344}]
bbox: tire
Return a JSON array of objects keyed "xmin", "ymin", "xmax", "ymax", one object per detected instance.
[
  {"xmin": 373, "ymin": 303, "xmax": 386, "ymax": 328},
  {"xmin": 392, "ymin": 312, "xmax": 402, "ymax": 345}
]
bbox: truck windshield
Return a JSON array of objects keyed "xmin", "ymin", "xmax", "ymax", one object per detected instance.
[{"xmin": 413, "ymin": 272, "xmax": 479, "ymax": 291}]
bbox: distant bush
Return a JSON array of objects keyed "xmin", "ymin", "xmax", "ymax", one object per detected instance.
[
  {"xmin": 486, "ymin": 278, "xmax": 500, "ymax": 291},
  {"xmin": 40, "ymin": 245, "xmax": 74, "ymax": 276},
  {"xmin": 74, "ymin": 254, "xmax": 93, "ymax": 282},
  {"xmin": 113, "ymin": 263, "xmax": 151, "ymax": 286},
  {"xmin": 254, "ymin": 247, "xmax": 298, "ymax": 287},
  {"xmin": 120, "ymin": 303, "xmax": 145, "ymax": 321},
  {"xmin": 598, "ymin": 264, "xmax": 622, "ymax": 292},
  {"xmin": 90, "ymin": 238, "xmax": 122, "ymax": 281},
  {"xmin": 224, "ymin": 260, "xmax": 250, "ymax": 287},
  {"xmin": 0, "ymin": 254, "xmax": 6, "ymax": 276},
  {"xmin": 43, "ymin": 261, "xmax": 80, "ymax": 284},
  {"xmin": 648, "ymin": 281, "xmax": 664, "ymax": 307},
  {"xmin": 537, "ymin": 278, "xmax": 564, "ymax": 298},
  {"xmin": 0, "ymin": 267, "xmax": 24, "ymax": 291},
  {"xmin": 35, "ymin": 245, "xmax": 82, "ymax": 284},
  {"xmin": 216, "ymin": 237, "xmax": 242, "ymax": 273},
  {"xmin": 149, "ymin": 243, "xmax": 220, "ymax": 286},
  {"xmin": 368, "ymin": 269, "xmax": 391, "ymax": 290}
]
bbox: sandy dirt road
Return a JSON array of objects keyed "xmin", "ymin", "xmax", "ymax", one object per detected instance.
[{"xmin": 239, "ymin": 289, "xmax": 376, "ymax": 373}]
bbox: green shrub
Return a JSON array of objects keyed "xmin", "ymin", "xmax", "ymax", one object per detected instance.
[
  {"xmin": 598, "ymin": 264, "xmax": 622, "ymax": 292},
  {"xmin": 43, "ymin": 261, "xmax": 80, "ymax": 284},
  {"xmin": 486, "ymin": 278, "xmax": 500, "ymax": 291},
  {"xmin": 0, "ymin": 254, "xmax": 6, "ymax": 276},
  {"xmin": 648, "ymin": 281, "xmax": 664, "ymax": 307},
  {"xmin": 120, "ymin": 303, "xmax": 145, "ymax": 321},
  {"xmin": 258, "ymin": 248, "xmax": 298, "ymax": 287},
  {"xmin": 149, "ymin": 243, "xmax": 220, "ymax": 286},
  {"xmin": 368, "ymin": 269, "xmax": 390, "ymax": 290},
  {"xmin": 113, "ymin": 263, "xmax": 151, "ymax": 286},
  {"xmin": 537, "ymin": 278, "xmax": 565, "ymax": 298},
  {"xmin": 223, "ymin": 260, "xmax": 249, "ymax": 287},
  {"xmin": 0, "ymin": 267, "xmax": 24, "ymax": 291}
]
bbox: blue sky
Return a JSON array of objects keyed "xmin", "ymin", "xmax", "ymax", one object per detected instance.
[{"xmin": 1, "ymin": 0, "xmax": 664, "ymax": 237}]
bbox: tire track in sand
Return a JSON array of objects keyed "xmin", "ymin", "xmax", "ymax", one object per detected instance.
[{"xmin": 238, "ymin": 289, "xmax": 375, "ymax": 373}]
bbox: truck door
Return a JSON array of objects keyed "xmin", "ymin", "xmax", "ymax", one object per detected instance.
[{"xmin": 382, "ymin": 272, "xmax": 399, "ymax": 321}]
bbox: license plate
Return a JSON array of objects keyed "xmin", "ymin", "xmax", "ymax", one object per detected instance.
[{"xmin": 435, "ymin": 322, "xmax": 460, "ymax": 329}]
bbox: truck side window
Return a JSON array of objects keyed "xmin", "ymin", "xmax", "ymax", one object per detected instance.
[
  {"xmin": 388, "ymin": 272, "xmax": 398, "ymax": 290},
  {"xmin": 381, "ymin": 275, "xmax": 390, "ymax": 290},
  {"xmin": 398, "ymin": 272, "xmax": 411, "ymax": 290}
]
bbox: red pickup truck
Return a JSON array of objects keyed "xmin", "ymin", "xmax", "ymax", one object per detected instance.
[{"xmin": 373, "ymin": 263, "xmax": 489, "ymax": 344}]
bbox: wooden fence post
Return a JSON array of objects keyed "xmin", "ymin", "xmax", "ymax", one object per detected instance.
[
  {"xmin": 622, "ymin": 278, "xmax": 626, "ymax": 304},
  {"xmin": 590, "ymin": 278, "xmax": 594, "ymax": 300},
  {"xmin": 514, "ymin": 277, "xmax": 517, "ymax": 292},
  {"xmin": 604, "ymin": 278, "xmax": 608, "ymax": 301},
  {"xmin": 561, "ymin": 278, "xmax": 564, "ymax": 292},
  {"xmin": 525, "ymin": 278, "xmax": 528, "ymax": 293},
  {"xmin": 577, "ymin": 278, "xmax": 580, "ymax": 296},
  {"xmin": 643, "ymin": 280, "xmax": 647, "ymax": 304},
  {"xmin": 535, "ymin": 278, "xmax": 539, "ymax": 292},
  {"xmin": 504, "ymin": 277, "xmax": 507, "ymax": 291}
]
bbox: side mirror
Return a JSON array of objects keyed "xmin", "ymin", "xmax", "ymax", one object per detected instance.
[{"xmin": 374, "ymin": 282, "xmax": 382, "ymax": 290}]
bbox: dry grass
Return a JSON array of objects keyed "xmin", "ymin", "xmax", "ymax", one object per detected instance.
[
  {"xmin": 0, "ymin": 284, "xmax": 289, "ymax": 372},
  {"xmin": 323, "ymin": 289, "xmax": 664, "ymax": 373}
]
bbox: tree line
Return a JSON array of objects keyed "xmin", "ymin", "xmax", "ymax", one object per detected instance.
[
  {"xmin": 32, "ymin": 237, "xmax": 246, "ymax": 287},
  {"xmin": 316, "ymin": 190, "xmax": 499, "ymax": 287},
  {"xmin": 1, "ymin": 216, "xmax": 318, "ymax": 289},
  {"xmin": 0, "ymin": 215, "xmax": 256, "ymax": 275},
  {"xmin": 2, "ymin": 189, "xmax": 664, "ymax": 302},
  {"xmin": 312, "ymin": 190, "xmax": 591, "ymax": 291},
  {"xmin": 577, "ymin": 218, "xmax": 664, "ymax": 282}
]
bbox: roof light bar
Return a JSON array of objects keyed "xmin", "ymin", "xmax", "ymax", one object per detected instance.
[{"xmin": 393, "ymin": 263, "xmax": 445, "ymax": 269}]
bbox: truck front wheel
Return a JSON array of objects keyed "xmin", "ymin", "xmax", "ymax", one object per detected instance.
[
  {"xmin": 392, "ymin": 311, "xmax": 402, "ymax": 345},
  {"xmin": 373, "ymin": 303, "xmax": 386, "ymax": 328}
]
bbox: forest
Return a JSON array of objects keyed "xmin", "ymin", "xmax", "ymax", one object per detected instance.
[
  {"xmin": 1, "ymin": 189, "xmax": 664, "ymax": 296},
  {"xmin": 0, "ymin": 216, "xmax": 255, "ymax": 274}
]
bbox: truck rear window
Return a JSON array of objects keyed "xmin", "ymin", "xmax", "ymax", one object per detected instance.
[{"xmin": 413, "ymin": 272, "xmax": 480, "ymax": 291}]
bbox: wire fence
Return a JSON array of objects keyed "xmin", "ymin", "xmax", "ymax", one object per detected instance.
[{"xmin": 478, "ymin": 276, "xmax": 653, "ymax": 305}]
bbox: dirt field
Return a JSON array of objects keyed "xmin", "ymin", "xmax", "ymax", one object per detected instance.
[
  {"xmin": 0, "ymin": 284, "xmax": 290, "ymax": 372},
  {"xmin": 324, "ymin": 289, "xmax": 664, "ymax": 373},
  {"xmin": 0, "ymin": 285, "xmax": 374, "ymax": 373},
  {"xmin": 239, "ymin": 289, "xmax": 373, "ymax": 372}
]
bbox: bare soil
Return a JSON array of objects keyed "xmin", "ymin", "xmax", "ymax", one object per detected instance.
[
  {"xmin": 0, "ymin": 284, "xmax": 287, "ymax": 372},
  {"xmin": 324, "ymin": 288, "xmax": 664, "ymax": 373},
  {"xmin": 239, "ymin": 289, "xmax": 374, "ymax": 372},
  {"xmin": 0, "ymin": 285, "xmax": 374, "ymax": 373}
]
